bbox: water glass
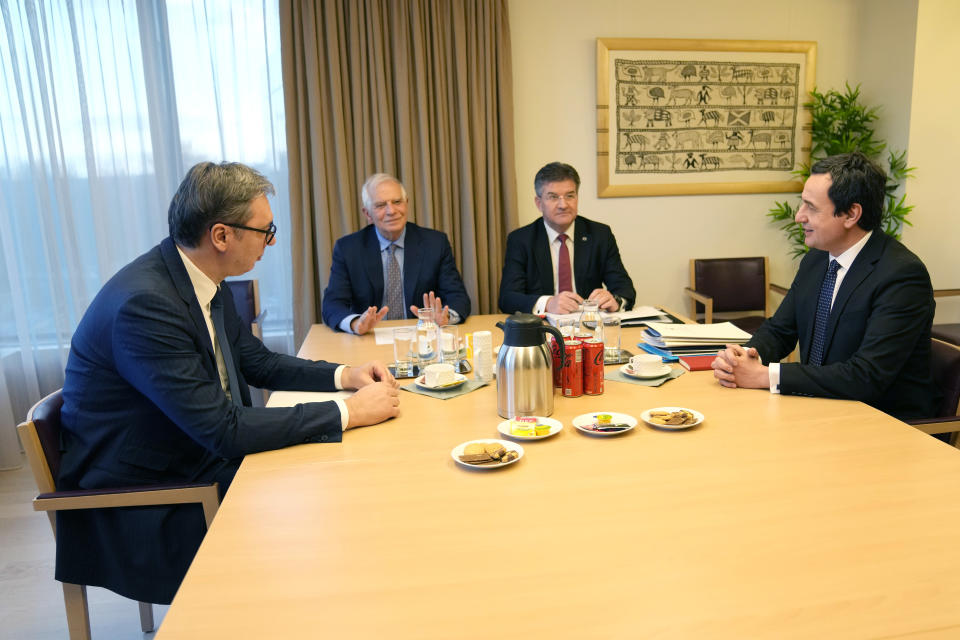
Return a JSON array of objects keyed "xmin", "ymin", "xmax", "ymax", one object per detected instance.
[
  {"xmin": 439, "ymin": 326, "xmax": 460, "ymax": 365},
  {"xmin": 393, "ymin": 327, "xmax": 417, "ymax": 376},
  {"xmin": 602, "ymin": 314, "xmax": 621, "ymax": 361},
  {"xmin": 416, "ymin": 307, "xmax": 438, "ymax": 366},
  {"xmin": 577, "ymin": 300, "xmax": 604, "ymax": 344}
]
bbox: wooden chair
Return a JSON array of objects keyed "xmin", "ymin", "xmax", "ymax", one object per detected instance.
[
  {"xmin": 16, "ymin": 390, "xmax": 220, "ymax": 640},
  {"xmin": 683, "ymin": 257, "xmax": 788, "ymax": 334},
  {"xmin": 932, "ymin": 288, "xmax": 960, "ymax": 347},
  {"xmin": 906, "ymin": 338, "xmax": 960, "ymax": 447}
]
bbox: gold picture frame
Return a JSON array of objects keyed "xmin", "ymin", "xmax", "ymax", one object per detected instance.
[{"xmin": 597, "ymin": 38, "xmax": 817, "ymax": 197}]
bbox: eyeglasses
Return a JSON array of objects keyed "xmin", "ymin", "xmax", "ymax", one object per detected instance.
[{"xmin": 218, "ymin": 221, "xmax": 277, "ymax": 244}]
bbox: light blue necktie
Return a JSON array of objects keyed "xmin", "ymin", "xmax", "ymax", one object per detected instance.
[
  {"xmin": 384, "ymin": 243, "xmax": 405, "ymax": 320},
  {"xmin": 210, "ymin": 289, "xmax": 244, "ymax": 406},
  {"xmin": 808, "ymin": 260, "xmax": 840, "ymax": 367}
]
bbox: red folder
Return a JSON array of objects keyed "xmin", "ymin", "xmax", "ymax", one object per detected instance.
[{"xmin": 678, "ymin": 354, "xmax": 716, "ymax": 371}]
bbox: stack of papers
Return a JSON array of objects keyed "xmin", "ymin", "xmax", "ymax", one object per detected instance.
[
  {"xmin": 545, "ymin": 305, "xmax": 663, "ymax": 328},
  {"xmin": 641, "ymin": 321, "xmax": 751, "ymax": 352}
]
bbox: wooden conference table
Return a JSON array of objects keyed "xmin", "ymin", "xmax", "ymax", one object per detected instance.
[{"xmin": 158, "ymin": 314, "xmax": 960, "ymax": 639}]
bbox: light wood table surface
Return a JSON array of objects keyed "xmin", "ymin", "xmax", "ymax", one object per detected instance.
[{"xmin": 158, "ymin": 314, "xmax": 960, "ymax": 639}]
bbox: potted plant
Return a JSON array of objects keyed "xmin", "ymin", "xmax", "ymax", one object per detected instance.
[{"xmin": 767, "ymin": 83, "xmax": 914, "ymax": 258}]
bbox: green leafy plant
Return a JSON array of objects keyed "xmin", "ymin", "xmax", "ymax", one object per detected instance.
[{"xmin": 768, "ymin": 83, "xmax": 915, "ymax": 258}]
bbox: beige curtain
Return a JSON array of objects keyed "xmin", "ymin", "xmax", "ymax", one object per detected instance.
[{"xmin": 280, "ymin": 0, "xmax": 518, "ymax": 345}]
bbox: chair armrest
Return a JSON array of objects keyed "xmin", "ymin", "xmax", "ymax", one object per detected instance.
[
  {"xmin": 34, "ymin": 482, "xmax": 220, "ymax": 528},
  {"xmin": 905, "ymin": 416, "xmax": 960, "ymax": 436},
  {"xmin": 770, "ymin": 283, "xmax": 789, "ymax": 297},
  {"xmin": 682, "ymin": 287, "xmax": 713, "ymax": 324}
]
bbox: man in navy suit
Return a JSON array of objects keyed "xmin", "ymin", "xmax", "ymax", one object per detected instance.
[
  {"xmin": 321, "ymin": 173, "xmax": 471, "ymax": 334},
  {"xmin": 712, "ymin": 152, "xmax": 939, "ymax": 420},
  {"xmin": 57, "ymin": 162, "xmax": 400, "ymax": 605},
  {"xmin": 498, "ymin": 162, "xmax": 635, "ymax": 314}
]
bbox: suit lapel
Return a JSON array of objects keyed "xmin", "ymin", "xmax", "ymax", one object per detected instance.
[
  {"xmin": 159, "ymin": 238, "xmax": 215, "ymax": 357},
  {"xmin": 402, "ymin": 224, "xmax": 420, "ymax": 317},
  {"xmin": 533, "ymin": 222, "xmax": 554, "ymax": 294},
  {"xmin": 361, "ymin": 226, "xmax": 385, "ymax": 307},
  {"xmin": 572, "ymin": 218, "xmax": 589, "ymax": 298},
  {"xmin": 821, "ymin": 233, "xmax": 884, "ymax": 357}
]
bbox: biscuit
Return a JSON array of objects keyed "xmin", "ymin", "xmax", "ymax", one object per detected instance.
[
  {"xmin": 459, "ymin": 453, "xmax": 493, "ymax": 464},
  {"xmin": 484, "ymin": 443, "xmax": 506, "ymax": 459},
  {"xmin": 464, "ymin": 443, "xmax": 486, "ymax": 455}
]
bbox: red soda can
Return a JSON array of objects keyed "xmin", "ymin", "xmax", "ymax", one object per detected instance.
[
  {"xmin": 582, "ymin": 339, "xmax": 604, "ymax": 395},
  {"xmin": 563, "ymin": 339, "xmax": 583, "ymax": 397},
  {"xmin": 550, "ymin": 336, "xmax": 563, "ymax": 388}
]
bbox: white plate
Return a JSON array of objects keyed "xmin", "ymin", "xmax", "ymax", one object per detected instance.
[
  {"xmin": 451, "ymin": 439, "xmax": 524, "ymax": 470},
  {"xmin": 620, "ymin": 363, "xmax": 673, "ymax": 379},
  {"xmin": 496, "ymin": 417, "xmax": 563, "ymax": 441},
  {"xmin": 415, "ymin": 372, "xmax": 468, "ymax": 390},
  {"xmin": 640, "ymin": 406, "xmax": 704, "ymax": 430},
  {"xmin": 572, "ymin": 412, "xmax": 638, "ymax": 437}
]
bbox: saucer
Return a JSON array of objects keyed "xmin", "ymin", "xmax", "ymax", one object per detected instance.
[
  {"xmin": 572, "ymin": 412, "xmax": 638, "ymax": 437},
  {"xmin": 415, "ymin": 372, "xmax": 468, "ymax": 390},
  {"xmin": 640, "ymin": 407, "xmax": 704, "ymax": 431},
  {"xmin": 451, "ymin": 439, "xmax": 524, "ymax": 470},
  {"xmin": 620, "ymin": 363, "xmax": 672, "ymax": 379},
  {"xmin": 497, "ymin": 417, "xmax": 563, "ymax": 441}
]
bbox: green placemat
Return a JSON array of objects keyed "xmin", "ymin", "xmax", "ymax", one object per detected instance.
[
  {"xmin": 401, "ymin": 377, "xmax": 491, "ymax": 399},
  {"xmin": 604, "ymin": 366, "xmax": 685, "ymax": 387}
]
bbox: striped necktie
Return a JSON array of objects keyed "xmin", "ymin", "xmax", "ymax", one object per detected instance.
[
  {"xmin": 384, "ymin": 243, "xmax": 405, "ymax": 320},
  {"xmin": 808, "ymin": 260, "xmax": 841, "ymax": 366}
]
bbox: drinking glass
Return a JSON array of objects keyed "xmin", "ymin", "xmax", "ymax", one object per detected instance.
[
  {"xmin": 602, "ymin": 314, "xmax": 621, "ymax": 362},
  {"xmin": 439, "ymin": 325, "xmax": 460, "ymax": 366},
  {"xmin": 416, "ymin": 307, "xmax": 438, "ymax": 366},
  {"xmin": 393, "ymin": 327, "xmax": 417, "ymax": 377},
  {"xmin": 577, "ymin": 300, "xmax": 604, "ymax": 344}
]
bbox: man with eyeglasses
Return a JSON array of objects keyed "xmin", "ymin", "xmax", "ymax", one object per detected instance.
[
  {"xmin": 498, "ymin": 162, "xmax": 636, "ymax": 314},
  {"xmin": 321, "ymin": 173, "xmax": 471, "ymax": 334},
  {"xmin": 57, "ymin": 161, "xmax": 400, "ymax": 606}
]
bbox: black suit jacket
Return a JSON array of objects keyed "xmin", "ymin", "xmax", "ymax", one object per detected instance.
[
  {"xmin": 747, "ymin": 232, "xmax": 939, "ymax": 420},
  {"xmin": 57, "ymin": 237, "xmax": 345, "ymax": 604},
  {"xmin": 498, "ymin": 216, "xmax": 636, "ymax": 313},
  {"xmin": 321, "ymin": 222, "xmax": 471, "ymax": 329}
]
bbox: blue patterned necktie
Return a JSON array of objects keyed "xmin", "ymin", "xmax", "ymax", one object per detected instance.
[
  {"xmin": 384, "ymin": 243, "xmax": 405, "ymax": 320},
  {"xmin": 210, "ymin": 289, "xmax": 244, "ymax": 406},
  {"xmin": 808, "ymin": 260, "xmax": 841, "ymax": 366}
]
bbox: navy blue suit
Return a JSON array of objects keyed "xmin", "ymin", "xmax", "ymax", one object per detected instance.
[
  {"xmin": 747, "ymin": 232, "xmax": 939, "ymax": 420},
  {"xmin": 58, "ymin": 237, "xmax": 344, "ymax": 604},
  {"xmin": 321, "ymin": 222, "xmax": 471, "ymax": 329},
  {"xmin": 498, "ymin": 216, "xmax": 636, "ymax": 313}
]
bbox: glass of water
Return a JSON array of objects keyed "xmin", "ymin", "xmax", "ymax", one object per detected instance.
[
  {"xmin": 393, "ymin": 327, "xmax": 417, "ymax": 376},
  {"xmin": 602, "ymin": 314, "xmax": 621, "ymax": 362},
  {"xmin": 439, "ymin": 325, "xmax": 460, "ymax": 366}
]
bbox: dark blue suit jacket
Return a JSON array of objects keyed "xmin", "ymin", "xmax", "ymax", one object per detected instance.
[
  {"xmin": 321, "ymin": 222, "xmax": 471, "ymax": 329},
  {"xmin": 58, "ymin": 237, "xmax": 344, "ymax": 604},
  {"xmin": 747, "ymin": 232, "xmax": 939, "ymax": 420},
  {"xmin": 498, "ymin": 216, "xmax": 636, "ymax": 313}
]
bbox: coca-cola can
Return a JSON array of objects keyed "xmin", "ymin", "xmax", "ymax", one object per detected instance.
[
  {"xmin": 563, "ymin": 339, "xmax": 583, "ymax": 397},
  {"xmin": 582, "ymin": 339, "xmax": 604, "ymax": 395},
  {"xmin": 550, "ymin": 336, "xmax": 563, "ymax": 388}
]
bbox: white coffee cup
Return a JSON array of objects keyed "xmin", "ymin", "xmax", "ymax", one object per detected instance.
[
  {"xmin": 629, "ymin": 353, "xmax": 663, "ymax": 375},
  {"xmin": 424, "ymin": 363, "xmax": 456, "ymax": 387}
]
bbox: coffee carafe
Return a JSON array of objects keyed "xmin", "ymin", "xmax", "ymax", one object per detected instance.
[{"xmin": 495, "ymin": 313, "xmax": 565, "ymax": 418}]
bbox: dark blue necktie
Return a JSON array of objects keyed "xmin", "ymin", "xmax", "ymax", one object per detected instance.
[
  {"xmin": 210, "ymin": 289, "xmax": 244, "ymax": 406},
  {"xmin": 809, "ymin": 260, "xmax": 841, "ymax": 366}
]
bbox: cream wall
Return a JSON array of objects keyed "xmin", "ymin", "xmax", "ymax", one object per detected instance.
[
  {"xmin": 905, "ymin": 0, "xmax": 960, "ymax": 324},
  {"xmin": 508, "ymin": 0, "xmax": 928, "ymax": 319}
]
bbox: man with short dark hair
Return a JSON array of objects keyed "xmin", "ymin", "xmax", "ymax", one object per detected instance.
[
  {"xmin": 322, "ymin": 173, "xmax": 471, "ymax": 334},
  {"xmin": 712, "ymin": 152, "xmax": 940, "ymax": 420},
  {"xmin": 58, "ymin": 161, "xmax": 400, "ymax": 605},
  {"xmin": 498, "ymin": 162, "xmax": 635, "ymax": 314}
]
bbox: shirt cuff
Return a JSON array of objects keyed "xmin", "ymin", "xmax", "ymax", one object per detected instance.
[
  {"xmin": 533, "ymin": 295, "xmax": 550, "ymax": 315},
  {"xmin": 339, "ymin": 314, "xmax": 360, "ymax": 334},
  {"xmin": 334, "ymin": 364, "xmax": 347, "ymax": 389},
  {"xmin": 334, "ymin": 399, "xmax": 349, "ymax": 431},
  {"xmin": 768, "ymin": 362, "xmax": 781, "ymax": 394},
  {"xmin": 448, "ymin": 308, "xmax": 461, "ymax": 324}
]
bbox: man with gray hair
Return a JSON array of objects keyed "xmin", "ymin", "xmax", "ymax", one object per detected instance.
[
  {"xmin": 322, "ymin": 173, "xmax": 471, "ymax": 334},
  {"xmin": 57, "ymin": 161, "xmax": 400, "ymax": 605}
]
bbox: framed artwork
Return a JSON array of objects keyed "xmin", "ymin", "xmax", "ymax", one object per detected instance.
[{"xmin": 596, "ymin": 38, "xmax": 817, "ymax": 197}]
